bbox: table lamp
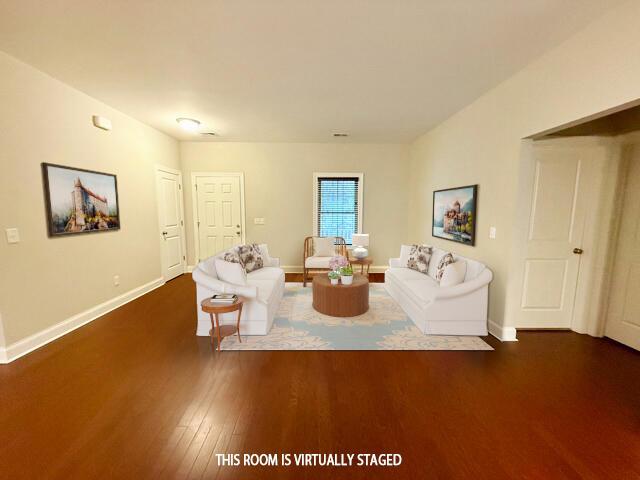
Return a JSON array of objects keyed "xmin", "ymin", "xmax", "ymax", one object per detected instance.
[{"xmin": 352, "ymin": 234, "xmax": 370, "ymax": 259}]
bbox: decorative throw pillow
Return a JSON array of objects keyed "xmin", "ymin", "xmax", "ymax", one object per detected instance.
[
  {"xmin": 440, "ymin": 261, "xmax": 467, "ymax": 287},
  {"xmin": 436, "ymin": 252, "xmax": 455, "ymax": 281},
  {"xmin": 314, "ymin": 237, "xmax": 335, "ymax": 257},
  {"xmin": 223, "ymin": 250, "xmax": 242, "ymax": 264},
  {"xmin": 236, "ymin": 243, "xmax": 264, "ymax": 273},
  {"xmin": 214, "ymin": 258, "xmax": 247, "ymax": 285},
  {"xmin": 407, "ymin": 245, "xmax": 432, "ymax": 274}
]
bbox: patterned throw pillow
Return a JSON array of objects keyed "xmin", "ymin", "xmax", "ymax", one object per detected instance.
[
  {"xmin": 235, "ymin": 243, "xmax": 265, "ymax": 273},
  {"xmin": 436, "ymin": 252, "xmax": 455, "ymax": 281},
  {"xmin": 223, "ymin": 250, "xmax": 242, "ymax": 264},
  {"xmin": 407, "ymin": 245, "xmax": 432, "ymax": 274}
]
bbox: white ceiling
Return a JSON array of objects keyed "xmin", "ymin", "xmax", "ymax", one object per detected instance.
[{"xmin": 0, "ymin": 0, "xmax": 625, "ymax": 142}]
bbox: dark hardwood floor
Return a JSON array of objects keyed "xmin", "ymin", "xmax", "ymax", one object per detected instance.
[{"xmin": 0, "ymin": 274, "xmax": 638, "ymax": 479}]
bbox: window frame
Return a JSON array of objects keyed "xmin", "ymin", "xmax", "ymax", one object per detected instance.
[{"xmin": 312, "ymin": 172, "xmax": 364, "ymax": 245}]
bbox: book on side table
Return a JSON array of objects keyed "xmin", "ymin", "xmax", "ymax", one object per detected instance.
[{"xmin": 211, "ymin": 294, "xmax": 238, "ymax": 304}]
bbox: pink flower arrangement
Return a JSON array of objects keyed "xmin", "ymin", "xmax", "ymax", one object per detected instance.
[{"xmin": 329, "ymin": 255, "xmax": 349, "ymax": 271}]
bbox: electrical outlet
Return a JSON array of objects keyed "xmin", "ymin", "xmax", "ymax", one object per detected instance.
[
  {"xmin": 113, "ymin": 275, "xmax": 120, "ymax": 286},
  {"xmin": 489, "ymin": 227, "xmax": 497, "ymax": 239},
  {"xmin": 254, "ymin": 217, "xmax": 265, "ymax": 225},
  {"xmin": 5, "ymin": 228, "xmax": 20, "ymax": 244}
]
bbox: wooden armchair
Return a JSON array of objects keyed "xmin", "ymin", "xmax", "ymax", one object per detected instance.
[{"xmin": 303, "ymin": 236, "xmax": 347, "ymax": 286}]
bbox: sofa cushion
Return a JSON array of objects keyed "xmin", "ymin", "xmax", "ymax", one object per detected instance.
[
  {"xmin": 305, "ymin": 256, "xmax": 332, "ymax": 269},
  {"xmin": 440, "ymin": 260, "xmax": 467, "ymax": 287},
  {"xmin": 214, "ymin": 258, "xmax": 247, "ymax": 285},
  {"xmin": 387, "ymin": 267, "xmax": 439, "ymax": 304},
  {"xmin": 247, "ymin": 266, "xmax": 284, "ymax": 281},
  {"xmin": 313, "ymin": 237, "xmax": 335, "ymax": 256}
]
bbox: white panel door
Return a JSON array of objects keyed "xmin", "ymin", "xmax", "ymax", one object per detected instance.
[
  {"xmin": 605, "ymin": 151, "xmax": 640, "ymax": 350},
  {"xmin": 516, "ymin": 143, "xmax": 591, "ymax": 328},
  {"xmin": 156, "ymin": 168, "xmax": 186, "ymax": 281},
  {"xmin": 195, "ymin": 175, "xmax": 243, "ymax": 261}
]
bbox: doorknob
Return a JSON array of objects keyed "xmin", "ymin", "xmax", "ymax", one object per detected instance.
[
  {"xmin": 573, "ymin": 247, "xmax": 584, "ymax": 255},
  {"xmin": 162, "ymin": 231, "xmax": 168, "ymax": 238}
]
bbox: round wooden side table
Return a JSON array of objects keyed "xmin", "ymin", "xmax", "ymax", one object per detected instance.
[
  {"xmin": 312, "ymin": 274, "xmax": 369, "ymax": 317},
  {"xmin": 200, "ymin": 297, "xmax": 245, "ymax": 351},
  {"xmin": 348, "ymin": 257, "xmax": 373, "ymax": 277}
]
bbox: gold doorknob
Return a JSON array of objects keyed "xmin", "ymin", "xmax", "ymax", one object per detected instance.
[{"xmin": 573, "ymin": 248, "xmax": 584, "ymax": 255}]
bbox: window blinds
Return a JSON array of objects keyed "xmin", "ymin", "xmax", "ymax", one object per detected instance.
[{"xmin": 316, "ymin": 177, "xmax": 359, "ymax": 244}]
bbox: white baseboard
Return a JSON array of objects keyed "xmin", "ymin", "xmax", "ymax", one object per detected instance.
[
  {"xmin": 186, "ymin": 265, "xmax": 195, "ymax": 273},
  {"xmin": 488, "ymin": 320, "xmax": 518, "ymax": 342},
  {"xmin": 0, "ymin": 277, "xmax": 164, "ymax": 364}
]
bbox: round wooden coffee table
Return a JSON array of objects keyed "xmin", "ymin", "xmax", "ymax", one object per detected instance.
[
  {"xmin": 312, "ymin": 274, "xmax": 369, "ymax": 317},
  {"xmin": 200, "ymin": 297, "xmax": 245, "ymax": 351}
]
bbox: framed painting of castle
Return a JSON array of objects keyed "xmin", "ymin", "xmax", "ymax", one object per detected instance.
[
  {"xmin": 432, "ymin": 185, "xmax": 477, "ymax": 246},
  {"xmin": 42, "ymin": 163, "xmax": 120, "ymax": 236}
]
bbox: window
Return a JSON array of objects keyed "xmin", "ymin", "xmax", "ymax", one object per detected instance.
[{"xmin": 313, "ymin": 173, "xmax": 363, "ymax": 245}]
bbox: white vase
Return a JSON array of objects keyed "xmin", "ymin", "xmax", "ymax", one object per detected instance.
[
  {"xmin": 330, "ymin": 277, "xmax": 339, "ymax": 285},
  {"xmin": 341, "ymin": 275, "xmax": 353, "ymax": 285}
]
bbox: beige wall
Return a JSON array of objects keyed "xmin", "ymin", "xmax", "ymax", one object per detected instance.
[
  {"xmin": 408, "ymin": 0, "xmax": 640, "ymax": 330},
  {"xmin": 180, "ymin": 142, "xmax": 410, "ymax": 268},
  {"xmin": 0, "ymin": 52, "xmax": 179, "ymax": 346}
]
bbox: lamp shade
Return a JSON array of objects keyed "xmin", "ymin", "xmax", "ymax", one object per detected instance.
[{"xmin": 352, "ymin": 234, "xmax": 369, "ymax": 246}]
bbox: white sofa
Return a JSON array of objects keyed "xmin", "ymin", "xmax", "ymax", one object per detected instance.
[
  {"xmin": 191, "ymin": 247, "xmax": 285, "ymax": 336},
  {"xmin": 385, "ymin": 247, "xmax": 492, "ymax": 335}
]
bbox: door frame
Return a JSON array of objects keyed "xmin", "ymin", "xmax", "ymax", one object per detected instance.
[
  {"xmin": 155, "ymin": 165, "xmax": 188, "ymax": 281},
  {"xmin": 191, "ymin": 172, "xmax": 246, "ymax": 264}
]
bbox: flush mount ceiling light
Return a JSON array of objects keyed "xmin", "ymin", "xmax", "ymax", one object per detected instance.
[{"xmin": 176, "ymin": 117, "xmax": 201, "ymax": 132}]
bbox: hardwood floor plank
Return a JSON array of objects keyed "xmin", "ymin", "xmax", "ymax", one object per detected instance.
[{"xmin": 0, "ymin": 275, "xmax": 638, "ymax": 479}]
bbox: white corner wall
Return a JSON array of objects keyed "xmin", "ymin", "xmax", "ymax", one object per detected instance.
[
  {"xmin": 408, "ymin": 0, "xmax": 640, "ymax": 335},
  {"xmin": 0, "ymin": 51, "xmax": 180, "ymax": 357}
]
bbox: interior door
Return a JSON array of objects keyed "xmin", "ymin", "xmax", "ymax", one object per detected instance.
[
  {"xmin": 195, "ymin": 175, "xmax": 243, "ymax": 261},
  {"xmin": 156, "ymin": 168, "xmax": 186, "ymax": 281},
  {"xmin": 605, "ymin": 149, "xmax": 640, "ymax": 350},
  {"xmin": 515, "ymin": 142, "xmax": 592, "ymax": 328}
]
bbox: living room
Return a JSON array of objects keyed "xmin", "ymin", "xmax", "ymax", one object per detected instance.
[{"xmin": 1, "ymin": 1, "xmax": 639, "ymax": 478}]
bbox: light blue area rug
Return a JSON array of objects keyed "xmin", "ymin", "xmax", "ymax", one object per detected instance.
[{"xmin": 220, "ymin": 284, "xmax": 492, "ymax": 351}]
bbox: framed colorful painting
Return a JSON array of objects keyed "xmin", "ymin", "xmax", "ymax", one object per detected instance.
[
  {"xmin": 432, "ymin": 185, "xmax": 477, "ymax": 246},
  {"xmin": 42, "ymin": 163, "xmax": 120, "ymax": 236}
]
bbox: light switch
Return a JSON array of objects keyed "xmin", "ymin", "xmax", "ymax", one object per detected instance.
[
  {"xmin": 254, "ymin": 217, "xmax": 265, "ymax": 225},
  {"xmin": 489, "ymin": 226, "xmax": 497, "ymax": 239},
  {"xmin": 5, "ymin": 228, "xmax": 20, "ymax": 244}
]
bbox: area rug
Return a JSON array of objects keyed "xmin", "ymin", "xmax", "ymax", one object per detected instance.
[{"xmin": 220, "ymin": 284, "xmax": 492, "ymax": 351}]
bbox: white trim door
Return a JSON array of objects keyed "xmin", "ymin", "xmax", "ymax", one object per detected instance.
[
  {"xmin": 605, "ymin": 148, "xmax": 640, "ymax": 351},
  {"xmin": 155, "ymin": 166, "xmax": 187, "ymax": 281},
  {"xmin": 513, "ymin": 139, "xmax": 595, "ymax": 328},
  {"xmin": 192, "ymin": 172, "xmax": 246, "ymax": 263}
]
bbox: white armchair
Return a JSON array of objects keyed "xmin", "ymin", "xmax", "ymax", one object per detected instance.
[
  {"xmin": 192, "ymin": 246, "xmax": 285, "ymax": 336},
  {"xmin": 385, "ymin": 247, "xmax": 493, "ymax": 335}
]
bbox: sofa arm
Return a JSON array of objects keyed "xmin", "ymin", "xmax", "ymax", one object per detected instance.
[
  {"xmin": 389, "ymin": 257, "xmax": 402, "ymax": 268},
  {"xmin": 434, "ymin": 268, "xmax": 493, "ymax": 300},
  {"xmin": 192, "ymin": 266, "xmax": 258, "ymax": 298},
  {"xmin": 269, "ymin": 257, "xmax": 281, "ymax": 267}
]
